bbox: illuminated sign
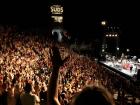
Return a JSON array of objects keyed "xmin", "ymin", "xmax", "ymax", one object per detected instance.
[
  {"xmin": 51, "ymin": 16, "xmax": 63, "ymax": 23},
  {"xmin": 50, "ymin": 5, "xmax": 63, "ymax": 15}
]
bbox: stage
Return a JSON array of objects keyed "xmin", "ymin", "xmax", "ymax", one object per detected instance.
[
  {"xmin": 98, "ymin": 60, "xmax": 140, "ymax": 98},
  {"xmin": 99, "ymin": 61, "xmax": 138, "ymax": 81}
]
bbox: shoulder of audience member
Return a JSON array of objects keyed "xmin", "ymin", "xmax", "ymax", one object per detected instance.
[{"xmin": 31, "ymin": 93, "xmax": 40, "ymax": 103}]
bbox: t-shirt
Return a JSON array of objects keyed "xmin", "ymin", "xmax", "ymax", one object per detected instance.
[{"xmin": 20, "ymin": 93, "xmax": 40, "ymax": 105}]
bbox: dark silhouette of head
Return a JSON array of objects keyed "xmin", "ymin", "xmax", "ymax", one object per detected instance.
[
  {"xmin": 24, "ymin": 82, "xmax": 32, "ymax": 93},
  {"xmin": 70, "ymin": 85, "xmax": 115, "ymax": 105},
  {"xmin": 53, "ymin": 32, "xmax": 58, "ymax": 42}
]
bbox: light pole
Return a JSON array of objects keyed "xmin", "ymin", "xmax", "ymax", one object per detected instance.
[{"xmin": 100, "ymin": 20, "xmax": 107, "ymax": 56}]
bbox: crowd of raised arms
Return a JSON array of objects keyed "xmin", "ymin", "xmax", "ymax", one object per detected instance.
[{"xmin": 0, "ymin": 25, "xmax": 115, "ymax": 105}]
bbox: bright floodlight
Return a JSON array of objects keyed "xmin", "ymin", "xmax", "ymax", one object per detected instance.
[
  {"xmin": 126, "ymin": 49, "xmax": 130, "ymax": 52},
  {"xmin": 117, "ymin": 47, "xmax": 119, "ymax": 51},
  {"xmin": 115, "ymin": 34, "xmax": 118, "ymax": 37},
  {"xmin": 101, "ymin": 21, "xmax": 106, "ymax": 26}
]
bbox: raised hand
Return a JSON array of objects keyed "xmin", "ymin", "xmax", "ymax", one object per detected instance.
[
  {"xmin": 47, "ymin": 45, "xmax": 69, "ymax": 105},
  {"xmin": 50, "ymin": 46, "xmax": 69, "ymax": 69}
]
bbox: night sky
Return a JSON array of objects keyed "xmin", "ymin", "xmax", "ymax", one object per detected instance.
[{"xmin": 0, "ymin": 1, "xmax": 139, "ymax": 49}]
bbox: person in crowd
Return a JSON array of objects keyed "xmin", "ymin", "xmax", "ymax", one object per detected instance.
[{"xmin": 20, "ymin": 82, "xmax": 40, "ymax": 105}]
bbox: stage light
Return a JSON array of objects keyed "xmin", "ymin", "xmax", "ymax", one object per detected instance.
[
  {"xmin": 117, "ymin": 47, "xmax": 119, "ymax": 51},
  {"xmin": 126, "ymin": 49, "xmax": 130, "ymax": 52},
  {"xmin": 101, "ymin": 21, "xmax": 106, "ymax": 26}
]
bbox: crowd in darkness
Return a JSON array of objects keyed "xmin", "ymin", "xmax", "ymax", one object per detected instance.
[{"xmin": 0, "ymin": 25, "xmax": 118, "ymax": 105}]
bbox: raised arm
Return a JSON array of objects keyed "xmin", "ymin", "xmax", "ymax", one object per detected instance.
[{"xmin": 47, "ymin": 46, "xmax": 69, "ymax": 105}]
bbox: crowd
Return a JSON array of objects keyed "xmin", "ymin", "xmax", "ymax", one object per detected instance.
[{"xmin": 1, "ymin": 25, "xmax": 134, "ymax": 105}]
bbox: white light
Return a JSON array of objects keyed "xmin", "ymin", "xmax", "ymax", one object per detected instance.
[
  {"xmin": 112, "ymin": 34, "xmax": 114, "ymax": 37},
  {"xmin": 117, "ymin": 47, "xmax": 119, "ymax": 50},
  {"xmin": 102, "ymin": 49, "xmax": 105, "ymax": 52},
  {"xmin": 101, "ymin": 21, "xmax": 106, "ymax": 26},
  {"xmin": 106, "ymin": 34, "xmax": 108, "ymax": 37},
  {"xmin": 109, "ymin": 34, "xmax": 111, "ymax": 37},
  {"xmin": 115, "ymin": 34, "xmax": 118, "ymax": 37},
  {"xmin": 126, "ymin": 49, "xmax": 130, "ymax": 52}
]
